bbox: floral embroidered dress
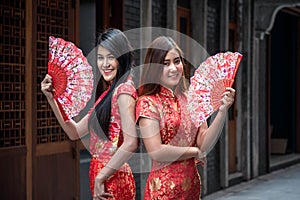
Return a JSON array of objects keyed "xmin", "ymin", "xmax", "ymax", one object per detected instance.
[
  {"xmin": 89, "ymin": 78, "xmax": 137, "ymax": 199},
  {"xmin": 136, "ymin": 86, "xmax": 207, "ymax": 200}
]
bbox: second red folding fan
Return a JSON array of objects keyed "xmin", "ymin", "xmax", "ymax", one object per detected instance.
[{"xmin": 188, "ymin": 51, "xmax": 242, "ymax": 127}]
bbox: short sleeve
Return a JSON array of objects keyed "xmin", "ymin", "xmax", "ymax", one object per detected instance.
[
  {"xmin": 136, "ymin": 96, "xmax": 161, "ymax": 123},
  {"xmin": 115, "ymin": 81, "xmax": 137, "ymax": 100}
]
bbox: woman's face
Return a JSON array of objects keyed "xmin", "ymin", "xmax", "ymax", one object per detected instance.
[
  {"xmin": 97, "ymin": 46, "xmax": 119, "ymax": 83},
  {"xmin": 160, "ymin": 48, "xmax": 183, "ymax": 89}
]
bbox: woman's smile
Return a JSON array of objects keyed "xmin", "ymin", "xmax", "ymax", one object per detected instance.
[{"xmin": 97, "ymin": 46, "xmax": 119, "ymax": 83}]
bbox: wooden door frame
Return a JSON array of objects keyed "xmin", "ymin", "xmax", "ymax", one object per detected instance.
[
  {"xmin": 97, "ymin": 0, "xmax": 124, "ymax": 31},
  {"xmin": 26, "ymin": 0, "xmax": 81, "ymax": 199},
  {"xmin": 177, "ymin": 6, "xmax": 192, "ymax": 79},
  {"xmin": 177, "ymin": 6, "xmax": 191, "ymax": 35}
]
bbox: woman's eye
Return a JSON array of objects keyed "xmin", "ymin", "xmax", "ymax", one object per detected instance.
[
  {"xmin": 97, "ymin": 56, "xmax": 104, "ymax": 60},
  {"xmin": 163, "ymin": 62, "xmax": 169, "ymax": 66},
  {"xmin": 108, "ymin": 55, "xmax": 115, "ymax": 60},
  {"xmin": 174, "ymin": 59, "xmax": 181, "ymax": 65}
]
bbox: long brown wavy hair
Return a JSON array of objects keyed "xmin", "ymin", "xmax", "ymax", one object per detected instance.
[{"xmin": 138, "ymin": 36, "xmax": 187, "ymax": 96}]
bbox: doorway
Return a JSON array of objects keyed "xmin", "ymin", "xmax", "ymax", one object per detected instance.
[{"xmin": 269, "ymin": 9, "xmax": 300, "ymax": 169}]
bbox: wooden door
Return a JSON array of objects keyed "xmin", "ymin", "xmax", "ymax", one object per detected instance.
[
  {"xmin": 34, "ymin": 0, "xmax": 80, "ymax": 199},
  {"xmin": 96, "ymin": 0, "xmax": 124, "ymax": 31},
  {"xmin": 35, "ymin": 143, "xmax": 78, "ymax": 200},
  {"xmin": 0, "ymin": 0, "xmax": 80, "ymax": 199},
  {"xmin": 177, "ymin": 5, "xmax": 192, "ymax": 79},
  {"xmin": 0, "ymin": 0, "xmax": 30, "ymax": 199},
  {"xmin": 177, "ymin": 6, "xmax": 191, "ymax": 39}
]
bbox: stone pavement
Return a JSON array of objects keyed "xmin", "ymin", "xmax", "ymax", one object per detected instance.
[{"xmin": 203, "ymin": 163, "xmax": 300, "ymax": 200}]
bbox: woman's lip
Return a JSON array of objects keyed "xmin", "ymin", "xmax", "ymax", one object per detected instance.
[
  {"xmin": 102, "ymin": 69, "xmax": 114, "ymax": 73},
  {"xmin": 168, "ymin": 73, "xmax": 178, "ymax": 78},
  {"xmin": 102, "ymin": 70, "xmax": 114, "ymax": 76}
]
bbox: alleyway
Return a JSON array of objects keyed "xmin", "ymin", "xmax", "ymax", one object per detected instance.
[{"xmin": 203, "ymin": 163, "xmax": 300, "ymax": 200}]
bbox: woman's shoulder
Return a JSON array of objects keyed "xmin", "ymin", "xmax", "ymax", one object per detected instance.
[
  {"xmin": 136, "ymin": 94, "xmax": 160, "ymax": 110},
  {"xmin": 136, "ymin": 94, "xmax": 161, "ymax": 120},
  {"xmin": 114, "ymin": 79, "xmax": 137, "ymax": 99}
]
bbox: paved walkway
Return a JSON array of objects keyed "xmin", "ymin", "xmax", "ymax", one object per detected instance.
[{"xmin": 203, "ymin": 163, "xmax": 300, "ymax": 200}]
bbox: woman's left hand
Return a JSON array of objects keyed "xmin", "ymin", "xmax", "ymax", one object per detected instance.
[
  {"xmin": 93, "ymin": 175, "xmax": 113, "ymax": 200},
  {"xmin": 219, "ymin": 87, "xmax": 235, "ymax": 112}
]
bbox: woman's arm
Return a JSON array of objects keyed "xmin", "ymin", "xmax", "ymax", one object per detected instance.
[
  {"xmin": 139, "ymin": 117, "xmax": 200, "ymax": 162},
  {"xmin": 41, "ymin": 74, "xmax": 89, "ymax": 140},
  {"xmin": 196, "ymin": 88, "xmax": 235, "ymax": 154},
  {"xmin": 93, "ymin": 94, "xmax": 138, "ymax": 199},
  {"xmin": 95, "ymin": 94, "xmax": 138, "ymax": 181}
]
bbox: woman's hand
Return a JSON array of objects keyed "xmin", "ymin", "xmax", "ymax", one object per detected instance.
[
  {"xmin": 219, "ymin": 87, "xmax": 235, "ymax": 112},
  {"xmin": 41, "ymin": 74, "xmax": 54, "ymax": 99},
  {"xmin": 93, "ymin": 174, "xmax": 113, "ymax": 200},
  {"xmin": 196, "ymin": 149, "xmax": 207, "ymax": 165}
]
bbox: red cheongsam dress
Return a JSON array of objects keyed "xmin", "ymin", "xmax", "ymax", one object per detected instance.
[
  {"xmin": 89, "ymin": 79, "xmax": 137, "ymax": 199},
  {"xmin": 136, "ymin": 86, "xmax": 207, "ymax": 200}
]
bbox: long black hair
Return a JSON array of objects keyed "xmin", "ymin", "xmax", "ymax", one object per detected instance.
[{"xmin": 89, "ymin": 28, "xmax": 134, "ymax": 139}]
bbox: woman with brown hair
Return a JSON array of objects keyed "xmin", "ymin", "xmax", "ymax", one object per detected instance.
[{"xmin": 136, "ymin": 36, "xmax": 235, "ymax": 199}]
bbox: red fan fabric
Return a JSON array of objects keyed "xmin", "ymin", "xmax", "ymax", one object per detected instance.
[
  {"xmin": 48, "ymin": 36, "xmax": 94, "ymax": 121},
  {"xmin": 188, "ymin": 51, "xmax": 242, "ymax": 127}
]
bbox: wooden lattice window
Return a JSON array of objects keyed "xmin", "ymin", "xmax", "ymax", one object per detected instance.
[
  {"xmin": 0, "ymin": 1, "xmax": 26, "ymax": 148},
  {"xmin": 36, "ymin": 0, "xmax": 73, "ymax": 144}
]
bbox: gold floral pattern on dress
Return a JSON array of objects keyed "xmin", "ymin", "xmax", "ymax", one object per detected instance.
[
  {"xmin": 169, "ymin": 181, "xmax": 176, "ymax": 190},
  {"xmin": 149, "ymin": 100, "xmax": 158, "ymax": 114},
  {"xmin": 182, "ymin": 177, "xmax": 192, "ymax": 191},
  {"xmin": 149, "ymin": 177, "xmax": 162, "ymax": 192},
  {"xmin": 136, "ymin": 86, "xmax": 206, "ymax": 200},
  {"xmin": 88, "ymin": 78, "xmax": 137, "ymax": 199},
  {"xmin": 89, "ymin": 158, "xmax": 136, "ymax": 200}
]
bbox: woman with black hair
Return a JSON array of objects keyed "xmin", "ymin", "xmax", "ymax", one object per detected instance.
[{"xmin": 41, "ymin": 28, "xmax": 137, "ymax": 200}]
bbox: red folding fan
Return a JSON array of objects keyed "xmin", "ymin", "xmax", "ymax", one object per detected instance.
[
  {"xmin": 188, "ymin": 51, "xmax": 242, "ymax": 127},
  {"xmin": 48, "ymin": 36, "xmax": 94, "ymax": 121}
]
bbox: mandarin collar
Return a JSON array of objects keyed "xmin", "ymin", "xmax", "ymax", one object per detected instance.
[{"xmin": 160, "ymin": 86, "xmax": 177, "ymax": 98}]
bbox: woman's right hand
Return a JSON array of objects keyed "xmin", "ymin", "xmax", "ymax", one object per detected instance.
[
  {"xmin": 41, "ymin": 74, "xmax": 54, "ymax": 99},
  {"xmin": 93, "ymin": 173, "xmax": 114, "ymax": 200}
]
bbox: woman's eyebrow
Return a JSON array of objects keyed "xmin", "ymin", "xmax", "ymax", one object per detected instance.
[
  {"xmin": 97, "ymin": 53, "xmax": 113, "ymax": 56},
  {"xmin": 164, "ymin": 57, "xmax": 180, "ymax": 61}
]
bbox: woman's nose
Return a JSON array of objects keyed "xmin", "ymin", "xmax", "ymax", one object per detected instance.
[
  {"xmin": 103, "ymin": 58, "xmax": 110, "ymax": 67},
  {"xmin": 169, "ymin": 62, "xmax": 177, "ymax": 71}
]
